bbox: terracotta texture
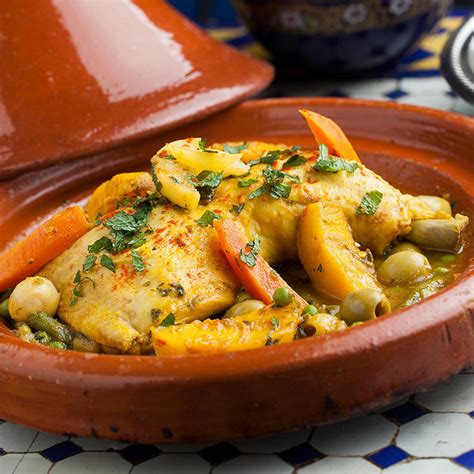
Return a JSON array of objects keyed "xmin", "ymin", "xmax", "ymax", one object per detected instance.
[
  {"xmin": 0, "ymin": 98, "xmax": 472, "ymax": 444},
  {"xmin": 0, "ymin": 0, "xmax": 273, "ymax": 179}
]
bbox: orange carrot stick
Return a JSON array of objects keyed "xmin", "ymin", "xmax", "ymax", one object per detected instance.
[
  {"xmin": 299, "ymin": 109, "xmax": 361, "ymax": 163},
  {"xmin": 214, "ymin": 218, "xmax": 306, "ymax": 308},
  {"xmin": 0, "ymin": 206, "xmax": 89, "ymax": 291}
]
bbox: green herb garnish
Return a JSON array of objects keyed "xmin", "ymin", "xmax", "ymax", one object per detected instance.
[
  {"xmin": 284, "ymin": 154, "xmax": 307, "ymax": 167},
  {"xmin": 223, "ymin": 142, "xmax": 248, "ymax": 154},
  {"xmin": 88, "ymin": 236, "xmax": 113, "ymax": 254},
  {"xmin": 231, "ymin": 203, "xmax": 245, "ymax": 215},
  {"xmin": 82, "ymin": 255, "xmax": 97, "ymax": 272},
  {"xmin": 196, "ymin": 210, "xmax": 222, "ymax": 227},
  {"xmin": 239, "ymin": 234, "xmax": 260, "ymax": 267},
  {"xmin": 248, "ymin": 166, "xmax": 298, "ymax": 200},
  {"xmin": 198, "ymin": 138, "xmax": 218, "ymax": 153},
  {"xmin": 314, "ymin": 144, "xmax": 358, "ymax": 173},
  {"xmin": 356, "ymin": 190, "xmax": 383, "ymax": 215},
  {"xmin": 131, "ymin": 249, "xmax": 145, "ymax": 272},
  {"xmin": 238, "ymin": 178, "xmax": 258, "ymax": 188},
  {"xmin": 160, "ymin": 313, "xmax": 176, "ymax": 327},
  {"xmin": 100, "ymin": 254, "xmax": 115, "ymax": 273}
]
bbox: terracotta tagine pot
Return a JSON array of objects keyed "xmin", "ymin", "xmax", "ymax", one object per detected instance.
[
  {"xmin": 0, "ymin": 0, "xmax": 273, "ymax": 179},
  {"xmin": 0, "ymin": 98, "xmax": 472, "ymax": 444}
]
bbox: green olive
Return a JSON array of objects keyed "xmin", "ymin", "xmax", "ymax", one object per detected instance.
[
  {"xmin": 340, "ymin": 289, "xmax": 391, "ymax": 325},
  {"xmin": 377, "ymin": 251, "xmax": 431, "ymax": 284},
  {"xmin": 415, "ymin": 195, "xmax": 452, "ymax": 216},
  {"xmin": 389, "ymin": 242, "xmax": 421, "ymax": 255},
  {"xmin": 406, "ymin": 214, "xmax": 468, "ymax": 252},
  {"xmin": 224, "ymin": 299, "xmax": 265, "ymax": 318},
  {"xmin": 272, "ymin": 287, "xmax": 293, "ymax": 307}
]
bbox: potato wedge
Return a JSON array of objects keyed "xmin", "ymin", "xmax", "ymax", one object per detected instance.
[
  {"xmin": 152, "ymin": 155, "xmax": 200, "ymax": 210},
  {"xmin": 297, "ymin": 202, "xmax": 379, "ymax": 300},
  {"xmin": 86, "ymin": 172, "xmax": 154, "ymax": 220},
  {"xmin": 151, "ymin": 303, "xmax": 301, "ymax": 355},
  {"xmin": 166, "ymin": 138, "xmax": 249, "ymax": 177}
]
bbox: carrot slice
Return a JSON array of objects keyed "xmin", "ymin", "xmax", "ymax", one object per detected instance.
[
  {"xmin": 214, "ymin": 218, "xmax": 306, "ymax": 308},
  {"xmin": 299, "ymin": 109, "xmax": 361, "ymax": 163},
  {"xmin": 0, "ymin": 206, "xmax": 89, "ymax": 291}
]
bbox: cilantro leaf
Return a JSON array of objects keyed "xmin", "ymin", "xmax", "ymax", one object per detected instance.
[
  {"xmin": 248, "ymin": 185, "xmax": 267, "ymax": 200},
  {"xmin": 82, "ymin": 254, "xmax": 97, "ymax": 272},
  {"xmin": 238, "ymin": 178, "xmax": 257, "ymax": 188},
  {"xmin": 314, "ymin": 144, "xmax": 359, "ymax": 173},
  {"xmin": 223, "ymin": 142, "xmax": 248, "ymax": 154},
  {"xmin": 198, "ymin": 138, "xmax": 217, "ymax": 153},
  {"xmin": 160, "ymin": 313, "xmax": 176, "ymax": 327},
  {"xmin": 193, "ymin": 171, "xmax": 223, "ymax": 189},
  {"xmin": 284, "ymin": 154, "xmax": 307, "ymax": 167},
  {"xmin": 239, "ymin": 234, "xmax": 260, "ymax": 267},
  {"xmin": 231, "ymin": 203, "xmax": 245, "ymax": 215},
  {"xmin": 104, "ymin": 211, "xmax": 140, "ymax": 233},
  {"xmin": 100, "ymin": 254, "xmax": 115, "ymax": 273},
  {"xmin": 356, "ymin": 190, "xmax": 384, "ymax": 215},
  {"xmin": 88, "ymin": 236, "xmax": 113, "ymax": 254},
  {"xmin": 269, "ymin": 183, "xmax": 291, "ymax": 199},
  {"xmin": 196, "ymin": 210, "xmax": 222, "ymax": 227},
  {"xmin": 131, "ymin": 249, "xmax": 145, "ymax": 272},
  {"xmin": 73, "ymin": 270, "xmax": 81, "ymax": 284}
]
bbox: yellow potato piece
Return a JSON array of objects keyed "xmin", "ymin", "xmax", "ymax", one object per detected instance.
[
  {"xmin": 151, "ymin": 304, "xmax": 301, "ymax": 355},
  {"xmin": 86, "ymin": 172, "xmax": 154, "ymax": 220},
  {"xmin": 297, "ymin": 202, "xmax": 379, "ymax": 300},
  {"xmin": 152, "ymin": 156, "xmax": 200, "ymax": 210},
  {"xmin": 166, "ymin": 138, "xmax": 249, "ymax": 177}
]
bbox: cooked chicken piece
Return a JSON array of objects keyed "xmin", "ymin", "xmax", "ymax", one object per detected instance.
[{"xmin": 38, "ymin": 143, "xmax": 448, "ymax": 353}]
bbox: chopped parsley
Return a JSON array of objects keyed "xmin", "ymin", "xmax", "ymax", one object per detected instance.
[
  {"xmin": 130, "ymin": 249, "xmax": 145, "ymax": 272},
  {"xmin": 187, "ymin": 170, "xmax": 223, "ymax": 204},
  {"xmin": 356, "ymin": 190, "xmax": 384, "ymax": 215},
  {"xmin": 223, "ymin": 142, "xmax": 248, "ymax": 154},
  {"xmin": 100, "ymin": 254, "xmax": 115, "ymax": 273},
  {"xmin": 231, "ymin": 203, "xmax": 245, "ymax": 215},
  {"xmin": 284, "ymin": 154, "xmax": 307, "ymax": 167},
  {"xmin": 88, "ymin": 236, "xmax": 113, "ymax": 254},
  {"xmin": 239, "ymin": 234, "xmax": 260, "ymax": 267},
  {"xmin": 70, "ymin": 270, "xmax": 95, "ymax": 306},
  {"xmin": 82, "ymin": 254, "xmax": 97, "ymax": 272},
  {"xmin": 238, "ymin": 178, "xmax": 257, "ymax": 188},
  {"xmin": 196, "ymin": 210, "xmax": 222, "ymax": 227},
  {"xmin": 198, "ymin": 138, "xmax": 217, "ymax": 153},
  {"xmin": 271, "ymin": 317, "xmax": 280, "ymax": 329},
  {"xmin": 160, "ymin": 313, "xmax": 176, "ymax": 327},
  {"xmin": 314, "ymin": 144, "xmax": 359, "ymax": 173},
  {"xmin": 248, "ymin": 166, "xmax": 299, "ymax": 200}
]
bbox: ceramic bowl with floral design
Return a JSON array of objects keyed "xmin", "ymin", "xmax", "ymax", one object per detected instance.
[{"xmin": 232, "ymin": 0, "xmax": 452, "ymax": 75}]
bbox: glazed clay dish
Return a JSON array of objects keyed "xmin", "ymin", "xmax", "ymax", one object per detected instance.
[{"xmin": 0, "ymin": 98, "xmax": 472, "ymax": 444}]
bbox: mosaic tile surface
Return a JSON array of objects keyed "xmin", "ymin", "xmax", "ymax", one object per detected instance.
[{"xmin": 1, "ymin": 373, "xmax": 472, "ymax": 473}]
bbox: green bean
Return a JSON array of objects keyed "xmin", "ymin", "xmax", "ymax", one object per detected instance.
[
  {"xmin": 72, "ymin": 334, "xmax": 101, "ymax": 353},
  {"xmin": 0, "ymin": 299, "xmax": 9, "ymax": 318},
  {"xmin": 27, "ymin": 312, "xmax": 73, "ymax": 346}
]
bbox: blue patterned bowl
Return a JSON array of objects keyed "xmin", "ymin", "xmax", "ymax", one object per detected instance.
[{"xmin": 232, "ymin": 0, "xmax": 452, "ymax": 76}]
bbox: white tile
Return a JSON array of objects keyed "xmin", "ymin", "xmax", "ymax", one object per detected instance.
[
  {"xmin": 15, "ymin": 453, "xmax": 51, "ymax": 474},
  {"xmin": 397, "ymin": 94, "xmax": 453, "ymax": 111},
  {"xmin": 340, "ymin": 79, "xmax": 397, "ymax": 100},
  {"xmin": 310, "ymin": 415, "xmax": 396, "ymax": 456},
  {"xmin": 28, "ymin": 432, "xmax": 68, "ymax": 452},
  {"xmin": 396, "ymin": 413, "xmax": 474, "ymax": 457},
  {"xmin": 132, "ymin": 454, "xmax": 209, "ymax": 473},
  {"xmin": 231, "ymin": 428, "xmax": 312, "ymax": 454},
  {"xmin": 50, "ymin": 452, "xmax": 130, "ymax": 474},
  {"xmin": 73, "ymin": 436, "xmax": 128, "ymax": 451},
  {"xmin": 385, "ymin": 458, "xmax": 468, "ymax": 474},
  {"xmin": 215, "ymin": 455, "xmax": 292, "ymax": 474},
  {"xmin": 415, "ymin": 374, "xmax": 474, "ymax": 413},
  {"xmin": 399, "ymin": 77, "xmax": 451, "ymax": 95},
  {"xmin": 451, "ymin": 98, "xmax": 474, "ymax": 117},
  {"xmin": 0, "ymin": 454, "xmax": 22, "ymax": 474},
  {"xmin": 156, "ymin": 442, "xmax": 211, "ymax": 453},
  {"xmin": 300, "ymin": 456, "xmax": 381, "ymax": 473},
  {"xmin": 0, "ymin": 423, "xmax": 38, "ymax": 452}
]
